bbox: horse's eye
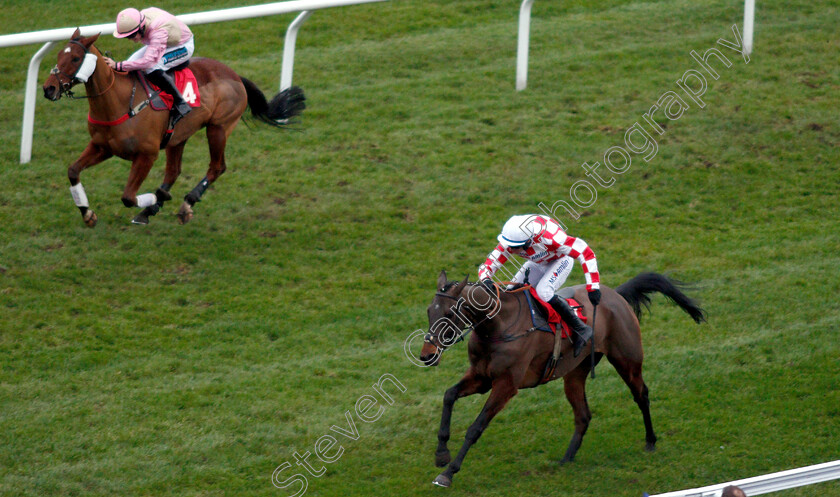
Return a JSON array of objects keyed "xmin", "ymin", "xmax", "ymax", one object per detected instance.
[{"xmin": 72, "ymin": 57, "xmax": 81, "ymax": 63}]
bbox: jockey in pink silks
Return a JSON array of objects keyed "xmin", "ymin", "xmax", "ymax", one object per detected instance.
[
  {"xmin": 478, "ymin": 214, "xmax": 601, "ymax": 357},
  {"xmin": 104, "ymin": 7, "xmax": 194, "ymax": 118}
]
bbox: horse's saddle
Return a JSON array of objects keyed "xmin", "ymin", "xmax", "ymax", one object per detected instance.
[
  {"xmin": 136, "ymin": 64, "xmax": 201, "ymax": 111},
  {"xmin": 524, "ymin": 287, "xmax": 586, "ymax": 339}
]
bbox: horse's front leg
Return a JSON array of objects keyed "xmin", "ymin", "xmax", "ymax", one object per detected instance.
[
  {"xmin": 132, "ymin": 142, "xmax": 184, "ymax": 225},
  {"xmin": 436, "ymin": 370, "xmax": 490, "ymax": 468},
  {"xmin": 434, "ymin": 372, "xmax": 518, "ymax": 488},
  {"xmin": 68, "ymin": 142, "xmax": 112, "ymax": 228}
]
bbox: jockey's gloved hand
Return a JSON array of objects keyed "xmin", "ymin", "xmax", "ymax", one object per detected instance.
[
  {"xmin": 480, "ymin": 278, "xmax": 495, "ymax": 292},
  {"xmin": 588, "ymin": 289, "xmax": 601, "ymax": 306}
]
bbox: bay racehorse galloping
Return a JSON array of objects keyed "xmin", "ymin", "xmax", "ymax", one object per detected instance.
[
  {"xmin": 420, "ymin": 270, "xmax": 705, "ymax": 487},
  {"xmin": 42, "ymin": 29, "xmax": 305, "ymax": 227}
]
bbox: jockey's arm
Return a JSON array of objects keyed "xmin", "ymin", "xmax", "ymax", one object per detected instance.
[
  {"xmin": 117, "ymin": 29, "xmax": 168, "ymax": 72},
  {"xmin": 557, "ymin": 235, "xmax": 600, "ymax": 291},
  {"xmin": 477, "ymin": 244, "xmax": 509, "ymax": 281}
]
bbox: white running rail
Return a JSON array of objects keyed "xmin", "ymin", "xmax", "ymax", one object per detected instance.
[
  {"xmin": 742, "ymin": 0, "xmax": 755, "ymax": 56},
  {"xmin": 515, "ymin": 0, "xmax": 536, "ymax": 91},
  {"xmin": 0, "ymin": 0, "xmax": 386, "ymax": 164},
  {"xmin": 646, "ymin": 460, "xmax": 840, "ymax": 497},
  {"xmin": 515, "ymin": 0, "xmax": 757, "ymax": 91}
]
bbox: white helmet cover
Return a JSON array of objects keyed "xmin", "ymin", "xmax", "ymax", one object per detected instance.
[{"xmin": 497, "ymin": 214, "xmax": 539, "ymax": 247}]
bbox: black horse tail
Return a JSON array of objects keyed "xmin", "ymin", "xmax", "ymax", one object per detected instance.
[
  {"xmin": 240, "ymin": 77, "xmax": 306, "ymax": 128},
  {"xmin": 616, "ymin": 272, "xmax": 706, "ymax": 324}
]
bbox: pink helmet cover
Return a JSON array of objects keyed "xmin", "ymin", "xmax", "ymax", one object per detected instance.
[{"xmin": 114, "ymin": 8, "xmax": 144, "ymax": 38}]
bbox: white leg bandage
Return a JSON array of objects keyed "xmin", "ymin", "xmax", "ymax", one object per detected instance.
[
  {"xmin": 69, "ymin": 183, "xmax": 89, "ymax": 208},
  {"xmin": 136, "ymin": 193, "xmax": 158, "ymax": 208}
]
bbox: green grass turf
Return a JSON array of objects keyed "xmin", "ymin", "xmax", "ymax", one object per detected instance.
[{"xmin": 1, "ymin": 0, "xmax": 838, "ymax": 496}]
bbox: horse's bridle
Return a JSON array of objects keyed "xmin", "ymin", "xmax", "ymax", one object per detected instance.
[
  {"xmin": 425, "ymin": 289, "xmax": 475, "ymax": 350},
  {"xmin": 50, "ymin": 39, "xmax": 114, "ymax": 99}
]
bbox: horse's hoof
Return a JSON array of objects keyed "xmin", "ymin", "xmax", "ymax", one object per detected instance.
[
  {"xmin": 131, "ymin": 213, "xmax": 150, "ymax": 225},
  {"xmin": 83, "ymin": 210, "xmax": 97, "ymax": 228},
  {"xmin": 432, "ymin": 474, "xmax": 452, "ymax": 488},
  {"xmin": 645, "ymin": 442, "xmax": 656, "ymax": 453},
  {"xmin": 435, "ymin": 451, "xmax": 451, "ymax": 468},
  {"xmin": 177, "ymin": 202, "xmax": 193, "ymax": 224}
]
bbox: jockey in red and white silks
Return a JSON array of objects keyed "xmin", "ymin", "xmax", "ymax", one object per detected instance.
[
  {"xmin": 479, "ymin": 214, "xmax": 600, "ymax": 300},
  {"xmin": 478, "ymin": 214, "xmax": 600, "ymax": 357}
]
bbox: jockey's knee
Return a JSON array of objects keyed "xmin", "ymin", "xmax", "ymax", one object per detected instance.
[{"xmin": 536, "ymin": 285, "xmax": 556, "ymax": 302}]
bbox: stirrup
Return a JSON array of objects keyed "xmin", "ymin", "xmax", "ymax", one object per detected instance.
[
  {"xmin": 176, "ymin": 101, "xmax": 192, "ymax": 115},
  {"xmin": 170, "ymin": 100, "xmax": 191, "ymax": 119}
]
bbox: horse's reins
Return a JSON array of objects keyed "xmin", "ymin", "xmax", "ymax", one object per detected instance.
[
  {"xmin": 428, "ymin": 282, "xmax": 539, "ymax": 350},
  {"xmin": 87, "ymin": 78, "xmax": 149, "ymax": 127},
  {"xmin": 474, "ymin": 282, "xmax": 544, "ymax": 343}
]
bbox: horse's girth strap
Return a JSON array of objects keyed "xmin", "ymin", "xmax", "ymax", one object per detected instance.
[{"xmin": 88, "ymin": 113, "xmax": 130, "ymax": 126}]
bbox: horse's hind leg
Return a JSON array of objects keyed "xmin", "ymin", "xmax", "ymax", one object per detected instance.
[
  {"xmin": 607, "ymin": 355, "xmax": 657, "ymax": 452},
  {"xmin": 558, "ymin": 363, "xmax": 592, "ymax": 464},
  {"xmin": 435, "ymin": 370, "xmax": 490, "ymax": 468},
  {"xmin": 178, "ymin": 124, "xmax": 229, "ymax": 224},
  {"xmin": 133, "ymin": 142, "xmax": 185, "ymax": 225}
]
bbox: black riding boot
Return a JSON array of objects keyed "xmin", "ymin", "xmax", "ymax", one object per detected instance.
[
  {"xmin": 548, "ymin": 296, "xmax": 593, "ymax": 358},
  {"xmin": 147, "ymin": 69, "xmax": 191, "ymax": 118}
]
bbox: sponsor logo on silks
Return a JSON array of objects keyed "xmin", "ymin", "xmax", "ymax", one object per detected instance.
[
  {"xmin": 548, "ymin": 261, "xmax": 570, "ymax": 284},
  {"xmin": 163, "ymin": 47, "xmax": 188, "ymax": 64},
  {"xmin": 529, "ymin": 251, "xmax": 548, "ymax": 260}
]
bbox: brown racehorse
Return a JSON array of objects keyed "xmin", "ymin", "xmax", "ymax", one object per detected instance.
[
  {"xmin": 420, "ymin": 270, "xmax": 705, "ymax": 487},
  {"xmin": 42, "ymin": 29, "xmax": 305, "ymax": 227}
]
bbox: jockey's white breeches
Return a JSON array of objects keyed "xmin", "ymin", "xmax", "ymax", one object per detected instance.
[
  {"xmin": 128, "ymin": 38, "xmax": 194, "ymax": 73},
  {"xmin": 511, "ymin": 257, "xmax": 574, "ymax": 302}
]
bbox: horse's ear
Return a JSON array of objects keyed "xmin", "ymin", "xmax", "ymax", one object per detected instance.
[
  {"xmin": 82, "ymin": 33, "xmax": 101, "ymax": 47},
  {"xmin": 437, "ymin": 270, "xmax": 448, "ymax": 290},
  {"xmin": 459, "ymin": 275, "xmax": 469, "ymax": 290},
  {"xmin": 71, "ymin": 28, "xmax": 81, "ymax": 40}
]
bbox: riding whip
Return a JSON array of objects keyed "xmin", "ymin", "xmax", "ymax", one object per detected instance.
[{"xmin": 589, "ymin": 304, "xmax": 597, "ymax": 379}]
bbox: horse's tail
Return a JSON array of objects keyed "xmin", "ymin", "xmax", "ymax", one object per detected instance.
[
  {"xmin": 615, "ymin": 272, "xmax": 706, "ymax": 324},
  {"xmin": 240, "ymin": 77, "xmax": 306, "ymax": 128}
]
